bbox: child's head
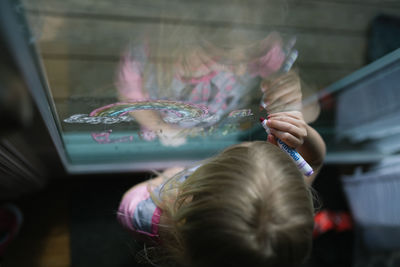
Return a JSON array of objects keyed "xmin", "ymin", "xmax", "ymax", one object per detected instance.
[
  {"xmin": 125, "ymin": 1, "xmax": 291, "ymax": 98},
  {"xmin": 157, "ymin": 141, "xmax": 314, "ymax": 267}
]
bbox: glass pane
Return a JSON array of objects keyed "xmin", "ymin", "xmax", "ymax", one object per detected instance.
[
  {"xmin": 20, "ymin": 0, "xmax": 310, "ymax": 172},
  {"xmin": 16, "ymin": 0, "xmax": 400, "ymax": 172}
]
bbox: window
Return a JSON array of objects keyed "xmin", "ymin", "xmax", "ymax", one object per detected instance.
[{"xmin": 5, "ymin": 0, "xmax": 400, "ymax": 173}]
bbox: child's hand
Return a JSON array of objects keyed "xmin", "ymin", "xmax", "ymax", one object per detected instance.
[
  {"xmin": 265, "ymin": 111, "xmax": 307, "ymax": 149},
  {"xmin": 260, "ymin": 71, "xmax": 302, "ymax": 114}
]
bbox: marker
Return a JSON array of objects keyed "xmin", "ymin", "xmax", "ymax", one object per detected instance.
[
  {"xmin": 281, "ymin": 49, "xmax": 298, "ymax": 73},
  {"xmin": 260, "ymin": 117, "xmax": 314, "ymax": 177}
]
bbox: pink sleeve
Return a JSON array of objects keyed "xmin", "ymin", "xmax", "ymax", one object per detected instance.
[
  {"xmin": 117, "ymin": 184, "xmax": 162, "ymax": 244},
  {"xmin": 248, "ymin": 43, "xmax": 286, "ymax": 78},
  {"xmin": 116, "ymin": 53, "xmax": 149, "ymax": 101},
  {"xmin": 117, "ymin": 184, "xmax": 149, "ymax": 232}
]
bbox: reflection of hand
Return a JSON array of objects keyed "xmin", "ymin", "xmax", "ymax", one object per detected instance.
[
  {"xmin": 265, "ymin": 111, "xmax": 307, "ymax": 149},
  {"xmin": 157, "ymin": 126, "xmax": 205, "ymax": 147},
  {"xmin": 158, "ymin": 124, "xmax": 205, "ymax": 147},
  {"xmin": 260, "ymin": 71, "xmax": 302, "ymax": 114},
  {"xmin": 157, "ymin": 126, "xmax": 188, "ymax": 147}
]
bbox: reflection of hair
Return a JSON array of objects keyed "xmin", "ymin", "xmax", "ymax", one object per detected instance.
[
  {"xmin": 137, "ymin": 1, "xmax": 289, "ymax": 99},
  {"xmin": 154, "ymin": 141, "xmax": 314, "ymax": 267}
]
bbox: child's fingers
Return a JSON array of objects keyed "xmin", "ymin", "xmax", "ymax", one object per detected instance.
[
  {"xmin": 260, "ymin": 73, "xmax": 282, "ymax": 92},
  {"xmin": 263, "ymin": 96, "xmax": 302, "ymax": 114},
  {"xmin": 262, "ymin": 87, "xmax": 301, "ymax": 109},
  {"xmin": 260, "ymin": 72, "xmax": 302, "ymax": 113},
  {"xmin": 265, "ymin": 71, "xmax": 299, "ymax": 93},
  {"xmin": 260, "ymin": 79, "xmax": 271, "ymax": 93},
  {"xmin": 266, "ymin": 118, "xmax": 307, "ymax": 139},
  {"xmin": 263, "ymin": 84, "xmax": 301, "ymax": 103},
  {"xmin": 267, "ymin": 115, "xmax": 306, "ymax": 130},
  {"xmin": 269, "ymin": 128, "xmax": 303, "ymax": 148},
  {"xmin": 267, "ymin": 134, "xmax": 278, "ymax": 146}
]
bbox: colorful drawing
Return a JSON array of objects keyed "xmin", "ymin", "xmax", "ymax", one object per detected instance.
[
  {"xmin": 64, "ymin": 100, "xmax": 256, "ymax": 145},
  {"xmin": 227, "ymin": 109, "xmax": 253, "ymax": 119},
  {"xmin": 63, "ymin": 114, "xmax": 134, "ymax": 124},
  {"xmin": 91, "ymin": 130, "xmax": 134, "ymax": 144},
  {"xmin": 64, "ymin": 100, "xmax": 219, "ymax": 125},
  {"xmin": 89, "ymin": 100, "xmax": 216, "ymax": 124}
]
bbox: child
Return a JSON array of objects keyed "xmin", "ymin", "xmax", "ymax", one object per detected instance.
[
  {"xmin": 115, "ymin": 2, "xmax": 321, "ymax": 146},
  {"xmin": 117, "ymin": 109, "xmax": 326, "ymax": 267}
]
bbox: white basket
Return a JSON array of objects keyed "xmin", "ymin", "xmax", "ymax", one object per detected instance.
[{"xmin": 342, "ymin": 164, "xmax": 400, "ymax": 250}]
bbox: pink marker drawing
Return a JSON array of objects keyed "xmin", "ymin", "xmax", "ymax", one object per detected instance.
[
  {"xmin": 260, "ymin": 117, "xmax": 313, "ymax": 177},
  {"xmin": 91, "ymin": 130, "xmax": 134, "ymax": 144}
]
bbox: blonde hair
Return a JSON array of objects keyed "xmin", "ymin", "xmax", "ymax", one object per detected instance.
[
  {"xmin": 130, "ymin": 0, "xmax": 291, "ymax": 99},
  {"xmin": 154, "ymin": 141, "xmax": 314, "ymax": 267}
]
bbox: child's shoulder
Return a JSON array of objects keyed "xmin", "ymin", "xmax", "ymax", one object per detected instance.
[{"xmin": 117, "ymin": 181, "xmax": 160, "ymax": 239}]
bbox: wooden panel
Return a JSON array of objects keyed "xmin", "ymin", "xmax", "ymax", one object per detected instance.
[
  {"xmin": 296, "ymin": 33, "xmax": 367, "ymax": 65},
  {"xmin": 31, "ymin": 14, "xmax": 368, "ymax": 66},
  {"xmin": 299, "ymin": 65, "xmax": 359, "ymax": 88},
  {"xmin": 22, "ymin": 0, "xmax": 400, "ymax": 33},
  {"xmin": 42, "ymin": 58, "xmax": 118, "ymax": 98}
]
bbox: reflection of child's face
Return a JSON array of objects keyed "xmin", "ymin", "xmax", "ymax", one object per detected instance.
[
  {"xmin": 206, "ymin": 44, "xmax": 260, "ymax": 75},
  {"xmin": 201, "ymin": 34, "xmax": 285, "ymax": 77},
  {"xmin": 213, "ymin": 47, "xmax": 251, "ymax": 76},
  {"xmin": 176, "ymin": 33, "xmax": 285, "ymax": 79},
  {"xmin": 175, "ymin": 47, "xmax": 249, "ymax": 78},
  {"xmin": 177, "ymin": 46, "xmax": 256, "ymax": 78}
]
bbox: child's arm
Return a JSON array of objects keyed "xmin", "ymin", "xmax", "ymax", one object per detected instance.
[
  {"xmin": 261, "ymin": 71, "xmax": 302, "ymax": 114},
  {"xmin": 116, "ymin": 53, "xmax": 188, "ymax": 146},
  {"xmin": 261, "ymin": 71, "xmax": 321, "ymax": 124},
  {"xmin": 266, "ymin": 111, "xmax": 326, "ymax": 184},
  {"xmin": 117, "ymin": 167, "xmax": 184, "ymax": 243}
]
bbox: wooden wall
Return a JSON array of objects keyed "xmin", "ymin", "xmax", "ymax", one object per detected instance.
[{"xmin": 21, "ymin": 0, "xmax": 400, "ymax": 113}]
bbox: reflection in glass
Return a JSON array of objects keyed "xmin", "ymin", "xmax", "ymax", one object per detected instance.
[{"xmin": 21, "ymin": 0, "xmax": 322, "ymax": 170}]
